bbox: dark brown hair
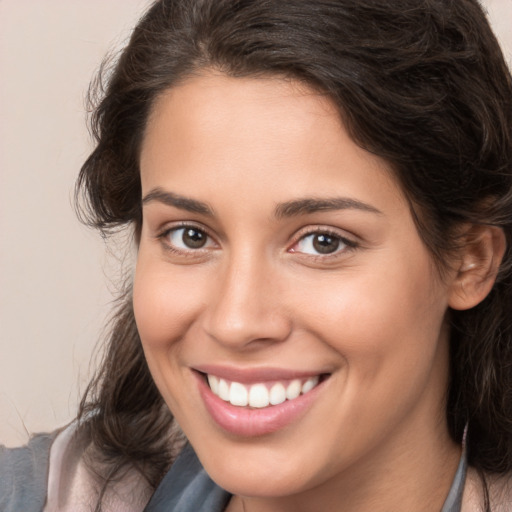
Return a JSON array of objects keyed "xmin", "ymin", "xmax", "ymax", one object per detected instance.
[{"xmin": 76, "ymin": 0, "xmax": 512, "ymax": 507}]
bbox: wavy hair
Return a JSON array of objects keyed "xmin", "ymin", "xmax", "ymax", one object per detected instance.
[{"xmin": 76, "ymin": 0, "xmax": 512, "ymax": 509}]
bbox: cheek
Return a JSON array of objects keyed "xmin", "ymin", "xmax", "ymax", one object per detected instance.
[
  {"xmin": 298, "ymin": 254, "xmax": 448, "ymax": 384},
  {"xmin": 132, "ymin": 255, "xmax": 206, "ymax": 354},
  {"xmin": 293, "ymin": 263, "xmax": 450, "ymax": 452},
  {"xmin": 132, "ymin": 254, "xmax": 212, "ymax": 415}
]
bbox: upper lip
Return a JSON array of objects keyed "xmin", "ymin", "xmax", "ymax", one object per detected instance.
[{"xmin": 192, "ymin": 364, "xmax": 330, "ymax": 384}]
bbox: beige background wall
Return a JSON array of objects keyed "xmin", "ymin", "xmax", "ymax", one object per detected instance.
[
  {"xmin": 0, "ymin": 0, "xmax": 511, "ymax": 447},
  {"xmin": 0, "ymin": 0, "xmax": 153, "ymax": 447}
]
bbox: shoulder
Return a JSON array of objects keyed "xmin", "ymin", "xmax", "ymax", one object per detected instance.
[
  {"xmin": 487, "ymin": 472, "xmax": 512, "ymax": 511},
  {"xmin": 0, "ymin": 431, "xmax": 57, "ymax": 512},
  {"xmin": 462, "ymin": 467, "xmax": 512, "ymax": 512},
  {"xmin": 0, "ymin": 423, "xmax": 154, "ymax": 512},
  {"xmin": 44, "ymin": 421, "xmax": 154, "ymax": 512}
]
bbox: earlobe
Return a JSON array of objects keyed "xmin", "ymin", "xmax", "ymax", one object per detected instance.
[{"xmin": 448, "ymin": 225, "xmax": 506, "ymax": 311}]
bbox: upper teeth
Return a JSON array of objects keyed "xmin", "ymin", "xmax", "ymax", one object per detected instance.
[{"xmin": 207, "ymin": 374, "xmax": 320, "ymax": 408}]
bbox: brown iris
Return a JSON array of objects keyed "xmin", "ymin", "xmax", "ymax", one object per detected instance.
[
  {"xmin": 312, "ymin": 233, "xmax": 340, "ymax": 254},
  {"xmin": 182, "ymin": 228, "xmax": 207, "ymax": 249}
]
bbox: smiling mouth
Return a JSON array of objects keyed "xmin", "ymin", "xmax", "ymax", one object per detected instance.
[{"xmin": 204, "ymin": 373, "xmax": 329, "ymax": 409}]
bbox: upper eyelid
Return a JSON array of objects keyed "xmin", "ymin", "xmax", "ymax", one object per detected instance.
[
  {"xmin": 291, "ymin": 225, "xmax": 357, "ymax": 244},
  {"xmin": 157, "ymin": 221, "xmax": 214, "ymax": 238}
]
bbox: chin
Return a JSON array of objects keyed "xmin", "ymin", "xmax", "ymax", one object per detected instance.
[
  {"xmin": 210, "ymin": 465, "xmax": 314, "ymax": 499},
  {"xmin": 193, "ymin": 436, "xmax": 327, "ymax": 499}
]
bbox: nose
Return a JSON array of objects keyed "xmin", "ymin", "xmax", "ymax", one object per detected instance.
[{"xmin": 201, "ymin": 251, "xmax": 292, "ymax": 350}]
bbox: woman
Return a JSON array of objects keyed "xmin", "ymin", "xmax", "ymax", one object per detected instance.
[{"xmin": 1, "ymin": 0, "xmax": 511, "ymax": 510}]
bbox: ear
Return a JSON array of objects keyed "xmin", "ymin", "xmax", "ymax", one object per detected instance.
[{"xmin": 448, "ymin": 224, "xmax": 506, "ymax": 311}]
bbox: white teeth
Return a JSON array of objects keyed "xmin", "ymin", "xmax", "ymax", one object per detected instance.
[
  {"xmin": 207, "ymin": 374, "xmax": 219, "ymax": 395},
  {"xmin": 269, "ymin": 383, "xmax": 286, "ymax": 405},
  {"xmin": 218, "ymin": 378, "xmax": 230, "ymax": 401},
  {"xmin": 207, "ymin": 374, "xmax": 322, "ymax": 408},
  {"xmin": 302, "ymin": 376, "xmax": 319, "ymax": 394},
  {"xmin": 230, "ymin": 381, "xmax": 248, "ymax": 406},
  {"xmin": 286, "ymin": 379, "xmax": 302, "ymax": 400},
  {"xmin": 249, "ymin": 384, "xmax": 270, "ymax": 408}
]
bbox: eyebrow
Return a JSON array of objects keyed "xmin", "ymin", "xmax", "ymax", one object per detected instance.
[
  {"xmin": 142, "ymin": 188, "xmax": 382, "ymax": 218},
  {"xmin": 142, "ymin": 188, "xmax": 214, "ymax": 216},
  {"xmin": 275, "ymin": 197, "xmax": 382, "ymax": 218}
]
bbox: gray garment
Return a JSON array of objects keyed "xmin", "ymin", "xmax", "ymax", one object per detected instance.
[
  {"xmin": 0, "ymin": 433, "xmax": 466, "ymax": 512},
  {"xmin": 442, "ymin": 448, "xmax": 468, "ymax": 512},
  {"xmin": 144, "ymin": 444, "xmax": 231, "ymax": 512},
  {"xmin": 0, "ymin": 432, "xmax": 57, "ymax": 512}
]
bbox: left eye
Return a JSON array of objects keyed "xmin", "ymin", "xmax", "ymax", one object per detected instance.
[
  {"xmin": 294, "ymin": 232, "xmax": 347, "ymax": 255},
  {"xmin": 166, "ymin": 227, "xmax": 214, "ymax": 250}
]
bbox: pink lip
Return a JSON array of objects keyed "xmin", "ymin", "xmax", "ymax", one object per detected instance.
[{"xmin": 193, "ymin": 370, "xmax": 328, "ymax": 437}]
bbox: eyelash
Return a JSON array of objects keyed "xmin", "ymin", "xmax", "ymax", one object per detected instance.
[{"xmin": 156, "ymin": 223, "xmax": 358, "ymax": 259}]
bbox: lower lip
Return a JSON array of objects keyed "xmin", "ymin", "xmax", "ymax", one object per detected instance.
[{"xmin": 195, "ymin": 372, "xmax": 326, "ymax": 437}]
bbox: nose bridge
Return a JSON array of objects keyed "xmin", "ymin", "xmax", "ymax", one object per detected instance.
[{"xmin": 203, "ymin": 247, "xmax": 291, "ymax": 348}]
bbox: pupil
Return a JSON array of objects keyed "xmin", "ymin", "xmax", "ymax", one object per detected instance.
[
  {"xmin": 312, "ymin": 234, "xmax": 339, "ymax": 254},
  {"xmin": 183, "ymin": 228, "xmax": 206, "ymax": 249}
]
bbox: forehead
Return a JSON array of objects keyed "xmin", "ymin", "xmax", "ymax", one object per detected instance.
[
  {"xmin": 142, "ymin": 72, "xmax": 341, "ymax": 168},
  {"xmin": 139, "ymin": 72, "xmax": 406, "ymax": 215}
]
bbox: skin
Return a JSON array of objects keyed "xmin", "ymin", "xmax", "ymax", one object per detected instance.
[{"xmin": 134, "ymin": 72, "xmax": 465, "ymax": 511}]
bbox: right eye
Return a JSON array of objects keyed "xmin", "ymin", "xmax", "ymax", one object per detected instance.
[{"xmin": 163, "ymin": 226, "xmax": 216, "ymax": 251}]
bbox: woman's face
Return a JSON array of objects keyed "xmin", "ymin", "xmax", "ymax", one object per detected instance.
[{"xmin": 134, "ymin": 73, "xmax": 457, "ymax": 501}]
